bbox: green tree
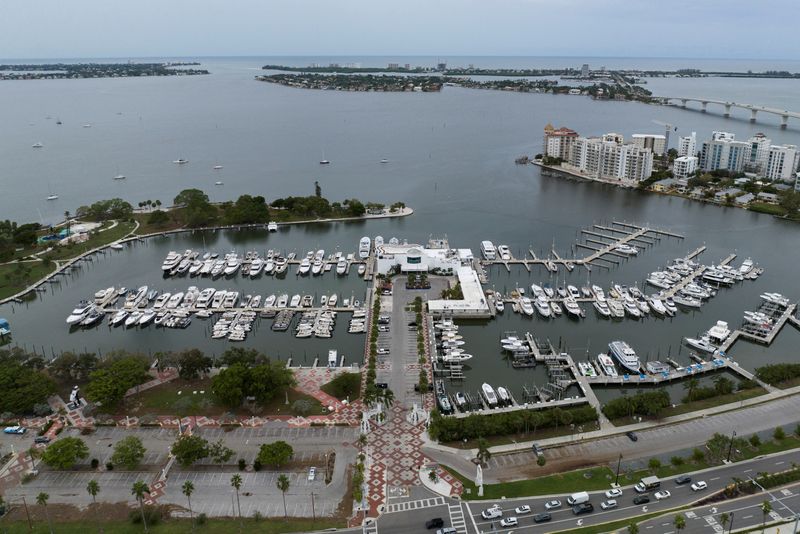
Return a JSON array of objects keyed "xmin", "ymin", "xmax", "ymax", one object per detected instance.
[
  {"xmin": 476, "ymin": 438, "xmax": 491, "ymax": 465},
  {"xmin": 174, "ymin": 189, "xmax": 210, "ymax": 208},
  {"xmin": 627, "ymin": 522, "xmax": 639, "ymax": 534},
  {"xmin": 773, "ymin": 426, "xmax": 786, "ymax": 440},
  {"xmin": 131, "ymin": 481, "xmax": 151, "ymax": 533},
  {"xmin": 85, "ymin": 356, "xmax": 149, "ymax": 408},
  {"xmin": 257, "ymin": 441, "xmax": 294, "ymax": 468},
  {"xmin": 378, "ymin": 387, "xmax": 395, "ymax": 408},
  {"xmin": 112, "ymin": 436, "xmax": 146, "ymax": 470},
  {"xmin": 761, "ymin": 500, "xmax": 772, "ymax": 532},
  {"xmin": 314, "ymin": 181, "xmax": 322, "ymax": 198},
  {"xmin": 674, "ymin": 514, "xmax": 686, "ymax": 531},
  {"xmin": 648, "ymin": 458, "xmax": 662, "ymax": 471},
  {"xmin": 36, "ymin": 492, "xmax": 53, "ymax": 534},
  {"xmin": 171, "ymin": 435, "xmax": 209, "ymax": 467},
  {"xmin": 182, "ymin": 480, "xmax": 195, "ymax": 532},
  {"xmin": 277, "ymin": 474, "xmax": 290, "ymax": 520},
  {"xmin": 177, "ymin": 349, "xmax": 213, "ymax": 380},
  {"xmin": 209, "ymin": 438, "xmax": 234, "ymax": 464},
  {"xmin": 684, "ymin": 378, "xmax": 699, "ymax": 401},
  {"xmin": 64, "ymin": 210, "xmax": 71, "ymax": 237},
  {"xmin": 41, "ymin": 436, "xmax": 89, "ymax": 469},
  {"xmin": 357, "ymin": 434, "xmax": 368, "ymax": 451},
  {"xmin": 87, "ymin": 479, "xmax": 103, "ymax": 534},
  {"xmin": 322, "ymin": 372, "xmax": 361, "ymax": 400},
  {"xmin": 211, "ymin": 363, "xmax": 249, "ymax": 408},
  {"xmin": 0, "ymin": 353, "xmax": 57, "ymax": 414},
  {"xmin": 231, "ymin": 474, "xmax": 243, "ymax": 531},
  {"xmin": 719, "ymin": 512, "xmax": 729, "ymax": 531},
  {"xmin": 345, "ymin": 199, "xmax": 366, "ymax": 217}
]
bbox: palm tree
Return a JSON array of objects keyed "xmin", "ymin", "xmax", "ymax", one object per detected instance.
[
  {"xmin": 674, "ymin": 513, "xmax": 686, "ymax": 531},
  {"xmin": 719, "ymin": 512, "xmax": 729, "ymax": 532},
  {"xmin": 277, "ymin": 474, "xmax": 290, "ymax": 520},
  {"xmin": 357, "ymin": 434, "xmax": 368, "ymax": 451},
  {"xmin": 28, "ymin": 446, "xmax": 41, "ymax": 470},
  {"xmin": 131, "ymin": 481, "xmax": 151, "ymax": 533},
  {"xmin": 64, "ymin": 210, "xmax": 71, "ymax": 236},
  {"xmin": 761, "ymin": 500, "xmax": 772, "ymax": 532},
  {"xmin": 684, "ymin": 378, "xmax": 699, "ymax": 401},
  {"xmin": 627, "ymin": 522, "xmax": 639, "ymax": 534},
  {"xmin": 36, "ymin": 492, "xmax": 53, "ymax": 534},
  {"xmin": 230, "ymin": 474, "xmax": 243, "ymax": 531},
  {"xmin": 86, "ymin": 479, "xmax": 103, "ymax": 533},
  {"xmin": 379, "ymin": 388, "xmax": 395, "ymax": 408},
  {"xmin": 181, "ymin": 480, "xmax": 195, "ymax": 532},
  {"xmin": 551, "ymin": 407, "xmax": 565, "ymax": 430},
  {"xmin": 155, "ymin": 200, "xmax": 162, "ymax": 209},
  {"xmin": 476, "ymin": 438, "xmax": 491, "ymax": 465}
]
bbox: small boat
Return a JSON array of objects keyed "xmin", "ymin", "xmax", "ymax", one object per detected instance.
[
  {"xmin": 556, "ymin": 286, "xmax": 567, "ymax": 298},
  {"xmin": 66, "ymin": 301, "xmax": 94, "ymax": 325},
  {"xmin": 496, "ymin": 387, "xmax": 511, "ymax": 405},
  {"xmin": 46, "ymin": 194, "xmax": 59, "ymax": 201},
  {"xmin": 550, "ymin": 301, "xmax": 563, "ymax": 316},
  {"xmin": 481, "ymin": 383, "xmax": 498, "ymax": 407},
  {"xmin": 32, "ymin": 142, "xmax": 43, "ymax": 148},
  {"xmin": 328, "ymin": 294, "xmax": 338, "ymax": 306},
  {"xmin": 380, "ymin": 158, "xmax": 389, "ymax": 164},
  {"xmin": 138, "ymin": 309, "xmax": 157, "ymax": 326},
  {"xmin": 494, "ymin": 298, "xmax": 504, "ymax": 313},
  {"xmin": 109, "ymin": 309, "xmax": 128, "ymax": 327},
  {"xmin": 593, "ymin": 299, "xmax": 611, "ymax": 317},
  {"xmin": 298, "ymin": 258, "xmax": 311, "ymax": 275},
  {"xmin": 563, "ymin": 298, "xmax": 584, "ymax": 318},
  {"xmin": 173, "ymin": 159, "xmax": 189, "ymax": 164},
  {"xmin": 215, "ymin": 181, "xmax": 223, "ymax": 186},
  {"xmin": 267, "ymin": 221, "xmax": 278, "ymax": 232},
  {"xmin": 113, "ymin": 174, "xmax": 126, "ymax": 180},
  {"xmin": 319, "ymin": 159, "xmax": 330, "ymax": 165},
  {"xmin": 534, "ymin": 297, "xmax": 551, "ymax": 318},
  {"xmin": 109, "ymin": 243, "xmax": 124, "ymax": 250},
  {"xmin": 684, "ymin": 336, "xmax": 717, "ymax": 353},
  {"xmin": 213, "ymin": 165, "xmax": 224, "ymax": 170},
  {"xmin": 454, "ymin": 392, "xmax": 467, "ymax": 409},
  {"xmin": 289, "ymin": 294, "xmax": 301, "ymax": 307},
  {"xmin": 357, "ymin": 264, "xmax": 366, "ymax": 276},
  {"xmin": 623, "ymin": 300, "xmax": 641, "ymax": 318},
  {"xmin": 615, "ymin": 244, "xmax": 639, "ymax": 255}
]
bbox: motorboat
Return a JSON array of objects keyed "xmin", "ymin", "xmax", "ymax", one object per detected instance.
[
  {"xmin": 648, "ymin": 297, "xmax": 667, "ymax": 316},
  {"xmin": 672, "ymin": 294, "xmax": 702, "ymax": 308},
  {"xmin": 173, "ymin": 159, "xmax": 189, "ymax": 164},
  {"xmin": 567, "ymin": 285, "xmax": 580, "ymax": 299},
  {"xmin": 623, "ymin": 300, "xmax": 641, "ymax": 318},
  {"xmin": 274, "ymin": 257, "xmax": 288, "ymax": 275},
  {"xmin": 263, "ymin": 294, "xmax": 277, "ymax": 307},
  {"xmin": 289, "ymin": 294, "xmax": 302, "ymax": 307},
  {"xmin": 646, "ymin": 275, "xmax": 673, "ymax": 290},
  {"xmin": 497, "ymin": 245, "xmax": 512, "ymax": 261},
  {"xmin": 210, "ymin": 259, "xmax": 226, "ymax": 278},
  {"xmin": 550, "ymin": 301, "xmax": 563, "ymax": 316},
  {"xmin": 93, "ymin": 286, "xmax": 116, "ymax": 304},
  {"xmin": 298, "ymin": 258, "xmax": 311, "ymax": 275},
  {"xmin": 153, "ymin": 292, "xmax": 171, "ymax": 309},
  {"xmin": 565, "ymin": 261, "xmax": 575, "ymax": 272},
  {"xmin": 166, "ymin": 292, "xmax": 185, "ymax": 309},
  {"xmin": 454, "ymin": 392, "xmax": 467, "ymax": 409},
  {"xmin": 481, "ymin": 383, "xmax": 498, "ymax": 407},
  {"xmin": 635, "ymin": 296, "xmax": 650, "ymax": 314},
  {"xmin": 739, "ymin": 258, "xmax": 754, "ymax": 274},
  {"xmin": 684, "ymin": 336, "xmax": 717, "ymax": 353},
  {"xmin": 359, "ymin": 236, "xmax": 371, "ymax": 259},
  {"xmin": 578, "ymin": 361, "xmax": 597, "ymax": 377},
  {"xmin": 743, "ymin": 311, "xmax": 773, "ymax": 327},
  {"xmin": 534, "ymin": 297, "xmax": 551, "ymax": 318},
  {"xmin": 249, "ymin": 258, "xmax": 264, "ymax": 278},
  {"xmin": 277, "ymin": 294, "xmax": 289, "ymax": 307},
  {"xmin": 109, "ymin": 309, "xmax": 128, "ymax": 327},
  {"xmin": 125, "ymin": 311, "xmax": 143, "ymax": 327},
  {"xmin": 607, "ymin": 299, "xmax": 625, "ymax": 318},
  {"xmin": 593, "ymin": 299, "xmax": 611, "ymax": 317},
  {"xmin": 519, "ymin": 297, "xmax": 534, "ymax": 316},
  {"xmin": 494, "ymin": 298, "xmax": 504, "ymax": 313},
  {"xmin": 267, "ymin": 221, "xmax": 278, "ymax": 232},
  {"xmin": 662, "ymin": 296, "xmax": 678, "ymax": 315},
  {"xmin": 222, "ymin": 291, "xmax": 239, "ymax": 308},
  {"xmin": 542, "ymin": 283, "xmax": 555, "ymax": 298},
  {"xmin": 66, "ymin": 300, "xmax": 94, "ymax": 325},
  {"xmin": 223, "ymin": 254, "xmax": 241, "ymax": 276},
  {"xmin": 556, "ymin": 286, "xmax": 567, "ymax": 298},
  {"xmin": 138, "ymin": 309, "xmax": 156, "ymax": 326},
  {"xmin": 32, "ymin": 142, "xmax": 43, "ymax": 148},
  {"xmin": 706, "ymin": 321, "xmax": 731, "ymax": 344},
  {"xmin": 480, "ymin": 240, "xmax": 497, "ymax": 260},
  {"xmin": 336, "ymin": 257, "xmax": 347, "ymax": 275},
  {"xmin": 591, "ymin": 285, "xmax": 605, "ymax": 299},
  {"xmin": 328, "ymin": 294, "xmax": 338, "ymax": 306},
  {"xmin": 188, "ymin": 260, "xmax": 203, "ymax": 276},
  {"xmin": 110, "ymin": 243, "xmax": 124, "ymax": 250},
  {"xmin": 530, "ymin": 284, "xmax": 545, "ymax": 298},
  {"xmin": 442, "ymin": 352, "xmax": 473, "ymax": 363},
  {"xmin": 496, "ymin": 387, "xmax": 511, "ymax": 406},
  {"xmin": 196, "ymin": 288, "xmax": 215, "ymax": 308},
  {"xmin": 608, "ymin": 341, "xmax": 641, "ymax": 373},
  {"xmin": 311, "ymin": 258, "xmax": 324, "ymax": 275},
  {"xmin": 161, "ymin": 251, "xmax": 182, "ymax": 272},
  {"xmin": 563, "ymin": 298, "xmax": 584, "ymax": 318},
  {"xmin": 597, "ymin": 353, "xmax": 618, "ymax": 377},
  {"xmin": 761, "ymin": 292, "xmax": 789, "ymax": 307},
  {"xmin": 80, "ymin": 308, "xmax": 105, "ymax": 327},
  {"xmin": 615, "ymin": 244, "xmax": 639, "ymax": 255}
]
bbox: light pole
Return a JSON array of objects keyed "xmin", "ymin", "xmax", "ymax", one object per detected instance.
[
  {"xmin": 728, "ymin": 511, "xmax": 734, "ymax": 534},
  {"xmin": 726, "ymin": 430, "xmax": 737, "ymax": 463},
  {"xmin": 615, "ymin": 453, "xmax": 623, "ymax": 486}
]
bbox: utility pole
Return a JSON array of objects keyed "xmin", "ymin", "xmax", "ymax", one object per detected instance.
[
  {"xmin": 726, "ymin": 430, "xmax": 737, "ymax": 463},
  {"xmin": 728, "ymin": 511, "xmax": 734, "ymax": 534},
  {"xmin": 311, "ymin": 492, "xmax": 316, "ymax": 522},
  {"xmin": 615, "ymin": 454, "xmax": 623, "ymax": 486}
]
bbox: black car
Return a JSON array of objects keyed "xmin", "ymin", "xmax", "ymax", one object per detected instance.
[
  {"xmin": 376, "ymin": 382, "xmax": 389, "ymax": 389},
  {"xmin": 425, "ymin": 518, "xmax": 444, "ymax": 529},
  {"xmin": 572, "ymin": 503, "xmax": 594, "ymax": 515},
  {"xmin": 533, "ymin": 513, "xmax": 552, "ymax": 523},
  {"xmin": 633, "ymin": 495, "xmax": 650, "ymax": 505},
  {"xmin": 33, "ymin": 436, "xmax": 51, "ymax": 444},
  {"xmin": 675, "ymin": 475, "xmax": 692, "ymax": 485},
  {"xmin": 626, "ymin": 431, "xmax": 639, "ymax": 442}
]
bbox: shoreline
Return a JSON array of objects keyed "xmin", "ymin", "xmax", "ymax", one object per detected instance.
[{"xmin": 0, "ymin": 207, "xmax": 413, "ymax": 306}]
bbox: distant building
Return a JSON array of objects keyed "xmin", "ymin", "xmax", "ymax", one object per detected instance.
[
  {"xmin": 678, "ymin": 132, "xmax": 697, "ymax": 158},
  {"xmin": 673, "ymin": 156, "xmax": 698, "ymax": 181},
  {"xmin": 764, "ymin": 144, "xmax": 799, "ymax": 181},
  {"xmin": 735, "ymin": 193, "xmax": 755, "ymax": 205},
  {"xmin": 543, "ymin": 123, "xmax": 579, "ymax": 160},
  {"xmin": 712, "ymin": 131, "xmax": 736, "ymax": 141},
  {"xmin": 581, "ymin": 63, "xmax": 590, "ymax": 77},
  {"xmin": 700, "ymin": 133, "xmax": 750, "ymax": 173},
  {"xmin": 568, "ymin": 135, "xmax": 653, "ymax": 183},
  {"xmin": 757, "ymin": 192, "xmax": 779, "ymax": 204},
  {"xmin": 652, "ymin": 178, "xmax": 680, "ymax": 192},
  {"xmin": 387, "ymin": 63, "xmax": 400, "ymax": 69},
  {"xmin": 745, "ymin": 133, "xmax": 771, "ymax": 173},
  {"xmin": 714, "ymin": 187, "xmax": 742, "ymax": 202},
  {"xmin": 631, "ymin": 134, "xmax": 667, "ymax": 156},
  {"xmin": 602, "ymin": 132, "xmax": 625, "ymax": 144}
]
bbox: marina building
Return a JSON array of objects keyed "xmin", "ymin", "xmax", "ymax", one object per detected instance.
[
  {"xmin": 700, "ymin": 134, "xmax": 750, "ymax": 173},
  {"xmin": 673, "ymin": 155, "xmax": 699, "ymax": 181},
  {"xmin": 745, "ymin": 133, "xmax": 772, "ymax": 173},
  {"xmin": 567, "ymin": 135, "xmax": 654, "ymax": 183},
  {"xmin": 631, "ymin": 133, "xmax": 667, "ymax": 156},
  {"xmin": 427, "ymin": 266, "xmax": 490, "ymax": 318},
  {"xmin": 678, "ymin": 132, "xmax": 697, "ymax": 158},
  {"xmin": 764, "ymin": 144, "xmax": 799, "ymax": 181},
  {"xmin": 542, "ymin": 124, "xmax": 579, "ymax": 161},
  {"xmin": 373, "ymin": 238, "xmax": 472, "ymax": 275}
]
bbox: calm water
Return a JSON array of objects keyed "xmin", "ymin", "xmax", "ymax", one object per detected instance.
[{"xmin": 1, "ymin": 57, "xmax": 799, "ymax": 403}]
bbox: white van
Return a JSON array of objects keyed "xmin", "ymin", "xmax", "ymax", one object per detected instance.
[{"xmin": 567, "ymin": 491, "xmax": 590, "ymax": 505}]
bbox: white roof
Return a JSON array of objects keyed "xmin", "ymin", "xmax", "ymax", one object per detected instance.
[{"xmin": 428, "ymin": 266, "xmax": 489, "ymax": 314}]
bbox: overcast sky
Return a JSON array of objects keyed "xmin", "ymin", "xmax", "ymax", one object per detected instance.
[{"xmin": 1, "ymin": 0, "xmax": 796, "ymax": 59}]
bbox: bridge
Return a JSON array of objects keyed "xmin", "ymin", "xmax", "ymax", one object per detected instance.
[{"xmin": 656, "ymin": 96, "xmax": 800, "ymax": 129}]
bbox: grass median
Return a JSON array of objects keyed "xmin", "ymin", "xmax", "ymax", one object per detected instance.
[{"xmin": 0, "ymin": 518, "xmax": 343, "ymax": 534}]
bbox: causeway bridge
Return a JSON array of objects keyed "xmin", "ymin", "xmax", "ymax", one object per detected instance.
[{"xmin": 656, "ymin": 96, "xmax": 800, "ymax": 129}]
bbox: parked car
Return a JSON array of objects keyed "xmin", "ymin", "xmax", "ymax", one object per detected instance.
[
  {"xmin": 377, "ymin": 348, "xmax": 390, "ymax": 355},
  {"xmin": 307, "ymin": 467, "xmax": 316, "ymax": 481},
  {"xmin": 500, "ymin": 517, "xmax": 518, "ymax": 528},
  {"xmin": 425, "ymin": 517, "xmax": 444, "ymax": 529},
  {"xmin": 626, "ymin": 431, "xmax": 638, "ymax": 442},
  {"xmin": 3, "ymin": 426, "xmax": 25, "ymax": 435},
  {"xmin": 533, "ymin": 513, "xmax": 552, "ymax": 524},
  {"xmin": 605, "ymin": 488, "xmax": 623, "ymax": 498},
  {"xmin": 544, "ymin": 499, "xmax": 562, "ymax": 510},
  {"xmin": 691, "ymin": 481, "xmax": 708, "ymax": 492},
  {"xmin": 654, "ymin": 490, "xmax": 671, "ymax": 500},
  {"xmin": 572, "ymin": 503, "xmax": 594, "ymax": 515},
  {"xmin": 376, "ymin": 382, "xmax": 389, "ymax": 389},
  {"xmin": 33, "ymin": 436, "xmax": 51, "ymax": 444},
  {"xmin": 436, "ymin": 529, "xmax": 457, "ymax": 534},
  {"xmin": 514, "ymin": 505, "xmax": 531, "ymax": 515},
  {"xmin": 633, "ymin": 495, "xmax": 650, "ymax": 505},
  {"xmin": 600, "ymin": 499, "xmax": 618, "ymax": 510},
  {"xmin": 481, "ymin": 505, "xmax": 503, "ymax": 520},
  {"xmin": 378, "ymin": 325, "xmax": 390, "ymax": 332},
  {"xmin": 675, "ymin": 475, "xmax": 692, "ymax": 485},
  {"xmin": 531, "ymin": 443, "xmax": 544, "ymax": 457}
]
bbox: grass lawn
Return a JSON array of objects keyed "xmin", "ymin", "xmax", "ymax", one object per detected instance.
[
  {"xmin": 133, "ymin": 212, "xmax": 186, "ymax": 236},
  {"xmin": 748, "ymin": 202, "xmax": 787, "ymax": 216},
  {"xmin": 773, "ymin": 376, "xmax": 800, "ymax": 390},
  {"xmin": 740, "ymin": 435, "xmax": 800, "ymax": 459},
  {"xmin": 444, "ymin": 421, "xmax": 602, "ymax": 450},
  {"xmin": 320, "ymin": 373, "xmax": 361, "ymax": 401},
  {"xmin": 0, "ymin": 260, "xmax": 57, "ymax": 300},
  {"xmin": 43, "ymin": 221, "xmax": 137, "ymax": 262},
  {"xmin": 0, "ymin": 518, "xmax": 344, "ymax": 534},
  {"xmin": 120, "ymin": 379, "xmax": 326, "ymax": 417}
]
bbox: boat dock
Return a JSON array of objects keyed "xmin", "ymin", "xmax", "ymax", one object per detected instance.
[
  {"xmin": 446, "ymin": 395, "xmax": 588, "ymax": 419},
  {"xmin": 717, "ymin": 301, "xmax": 798, "ymax": 353},
  {"xmin": 582, "ymin": 356, "xmax": 755, "ymax": 386}
]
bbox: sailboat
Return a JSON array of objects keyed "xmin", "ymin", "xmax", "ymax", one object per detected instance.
[
  {"xmin": 319, "ymin": 149, "xmax": 330, "ymax": 165},
  {"xmin": 213, "ymin": 164, "xmax": 223, "ymax": 170},
  {"xmin": 46, "ymin": 183, "xmax": 58, "ymax": 200},
  {"xmin": 113, "ymin": 166, "xmax": 126, "ymax": 180}
]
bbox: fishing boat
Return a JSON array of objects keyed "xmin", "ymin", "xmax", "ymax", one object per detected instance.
[
  {"xmin": 481, "ymin": 383, "xmax": 498, "ymax": 407},
  {"xmin": 706, "ymin": 321, "xmax": 731, "ymax": 344}
]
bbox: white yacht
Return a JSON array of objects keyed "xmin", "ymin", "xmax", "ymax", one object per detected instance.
[
  {"xmin": 196, "ymin": 288, "xmax": 215, "ymax": 308},
  {"xmin": 684, "ymin": 336, "xmax": 717, "ymax": 353},
  {"xmin": 480, "ymin": 240, "xmax": 497, "ymax": 260},
  {"xmin": 519, "ymin": 297, "xmax": 534, "ymax": 316},
  {"xmin": 173, "ymin": 159, "xmax": 189, "ymax": 164},
  {"xmin": 608, "ymin": 341, "xmax": 641, "ymax": 374},
  {"xmin": 591, "ymin": 285, "xmax": 605, "ymax": 299},
  {"xmin": 534, "ymin": 296, "xmax": 551, "ymax": 318},
  {"xmin": 161, "ymin": 251, "xmax": 182, "ymax": 272},
  {"xmin": 707, "ymin": 321, "xmax": 731, "ymax": 344},
  {"xmin": 289, "ymin": 294, "xmax": 302, "ymax": 307},
  {"xmin": 336, "ymin": 257, "xmax": 347, "ymax": 275},
  {"xmin": 267, "ymin": 221, "xmax": 278, "ymax": 232},
  {"xmin": 249, "ymin": 258, "xmax": 264, "ymax": 278},
  {"xmin": 623, "ymin": 300, "xmax": 641, "ymax": 318},
  {"xmin": 153, "ymin": 292, "xmax": 171, "ymax": 309},
  {"xmin": 223, "ymin": 254, "xmax": 241, "ymax": 276},
  {"xmin": 276, "ymin": 294, "xmax": 289, "ymax": 307},
  {"xmin": 274, "ymin": 257, "xmax": 288, "ymax": 275},
  {"xmin": 672, "ymin": 294, "xmax": 702, "ymax": 308},
  {"xmin": 615, "ymin": 244, "xmax": 639, "ymax": 255},
  {"xmin": 311, "ymin": 258, "xmax": 324, "ymax": 275},
  {"xmin": 648, "ymin": 297, "xmax": 667, "ymax": 316},
  {"xmin": 550, "ymin": 301, "xmax": 563, "ymax": 316},
  {"xmin": 597, "ymin": 353, "xmax": 618, "ymax": 377},
  {"xmin": 496, "ymin": 387, "xmax": 511, "ymax": 405},
  {"xmin": 530, "ymin": 284, "xmax": 545, "ymax": 298},
  {"xmin": 563, "ymin": 298, "xmax": 584, "ymax": 318},
  {"xmin": 593, "ymin": 299, "xmax": 611, "ymax": 317},
  {"xmin": 739, "ymin": 258, "xmax": 754, "ymax": 274},
  {"xmin": 494, "ymin": 298, "xmax": 504, "ymax": 313},
  {"xmin": 497, "ymin": 245, "xmax": 511, "ymax": 261},
  {"xmin": 298, "ymin": 258, "xmax": 311, "ymax": 275},
  {"xmin": 66, "ymin": 301, "xmax": 94, "ymax": 325},
  {"xmin": 567, "ymin": 285, "xmax": 581, "ymax": 299},
  {"xmin": 110, "ymin": 309, "xmax": 128, "ymax": 327},
  {"xmin": 359, "ymin": 236, "xmax": 371, "ymax": 259},
  {"xmin": 607, "ymin": 299, "xmax": 625, "ymax": 318},
  {"xmin": 166, "ymin": 292, "xmax": 185, "ymax": 309},
  {"xmin": 328, "ymin": 294, "xmax": 338, "ymax": 306},
  {"xmin": 125, "ymin": 311, "xmax": 143, "ymax": 327},
  {"xmin": 264, "ymin": 294, "xmax": 277, "ymax": 307}
]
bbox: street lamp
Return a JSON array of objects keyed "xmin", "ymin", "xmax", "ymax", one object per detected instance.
[
  {"xmin": 726, "ymin": 430, "xmax": 737, "ymax": 463},
  {"xmin": 615, "ymin": 453, "xmax": 623, "ymax": 486},
  {"xmin": 728, "ymin": 511, "xmax": 734, "ymax": 534}
]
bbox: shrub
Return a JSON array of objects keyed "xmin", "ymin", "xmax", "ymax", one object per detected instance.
[
  {"xmin": 774, "ymin": 427, "xmax": 786, "ymax": 440},
  {"xmin": 749, "ymin": 435, "xmax": 761, "ymax": 447},
  {"xmin": 692, "ymin": 448, "xmax": 705, "ymax": 462},
  {"xmin": 670, "ymin": 456, "xmax": 684, "ymax": 466},
  {"xmin": 197, "ymin": 513, "xmax": 207, "ymax": 525},
  {"xmin": 648, "ymin": 458, "xmax": 662, "ymax": 471},
  {"xmin": 537, "ymin": 456, "xmax": 546, "ymax": 467},
  {"xmin": 755, "ymin": 363, "xmax": 800, "ymax": 384},
  {"xmin": 129, "ymin": 506, "xmax": 162, "ymax": 526},
  {"xmin": 238, "ymin": 458, "xmax": 246, "ymax": 471},
  {"xmin": 91, "ymin": 458, "xmax": 99, "ymax": 469},
  {"xmin": 106, "ymin": 462, "xmax": 114, "ymax": 471},
  {"xmin": 602, "ymin": 390, "xmax": 671, "ymax": 419},
  {"xmin": 253, "ymin": 459, "xmax": 262, "ymax": 472}
]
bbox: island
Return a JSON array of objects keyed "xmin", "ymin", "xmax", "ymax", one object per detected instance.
[
  {"xmin": 256, "ymin": 73, "xmax": 443, "ymax": 92},
  {"xmin": 0, "ymin": 62, "xmax": 209, "ymax": 81}
]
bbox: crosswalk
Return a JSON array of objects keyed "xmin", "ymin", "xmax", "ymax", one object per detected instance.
[
  {"xmin": 447, "ymin": 502, "xmax": 468, "ymax": 533},
  {"xmin": 385, "ymin": 496, "xmax": 446, "ymax": 513}
]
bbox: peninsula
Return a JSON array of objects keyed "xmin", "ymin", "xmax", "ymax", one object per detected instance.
[{"xmin": 0, "ymin": 62, "xmax": 209, "ymax": 80}]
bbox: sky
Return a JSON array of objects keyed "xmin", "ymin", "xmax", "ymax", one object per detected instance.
[{"xmin": 0, "ymin": 0, "xmax": 797, "ymax": 60}]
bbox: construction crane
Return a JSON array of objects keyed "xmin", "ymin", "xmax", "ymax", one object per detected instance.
[{"xmin": 652, "ymin": 119, "xmax": 678, "ymax": 163}]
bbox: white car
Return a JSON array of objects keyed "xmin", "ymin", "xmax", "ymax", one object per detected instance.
[
  {"xmin": 654, "ymin": 490, "xmax": 671, "ymax": 500},
  {"xmin": 691, "ymin": 481, "xmax": 707, "ymax": 492},
  {"xmin": 3, "ymin": 426, "xmax": 26, "ymax": 435},
  {"xmin": 605, "ymin": 488, "xmax": 623, "ymax": 498},
  {"xmin": 307, "ymin": 467, "xmax": 316, "ymax": 481},
  {"xmin": 600, "ymin": 499, "xmax": 618, "ymax": 510},
  {"xmin": 481, "ymin": 505, "xmax": 503, "ymax": 520},
  {"xmin": 499, "ymin": 517, "xmax": 518, "ymax": 527},
  {"xmin": 544, "ymin": 499, "xmax": 562, "ymax": 510},
  {"xmin": 514, "ymin": 505, "xmax": 531, "ymax": 515}
]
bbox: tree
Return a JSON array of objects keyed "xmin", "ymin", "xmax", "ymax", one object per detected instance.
[
  {"xmin": 112, "ymin": 436, "xmax": 146, "ymax": 470},
  {"xmin": 85, "ymin": 356, "xmax": 149, "ymax": 408},
  {"xmin": 719, "ymin": 512, "xmax": 729, "ymax": 531},
  {"xmin": 41, "ymin": 436, "xmax": 89, "ymax": 469},
  {"xmin": 774, "ymin": 426, "xmax": 786, "ymax": 440},
  {"xmin": 345, "ymin": 199, "xmax": 366, "ymax": 217},
  {"xmin": 174, "ymin": 189, "xmax": 210, "ymax": 208},
  {"xmin": 358, "ymin": 434, "xmax": 368, "ymax": 451},
  {"xmin": 684, "ymin": 378, "xmax": 699, "ymax": 401},
  {"xmin": 64, "ymin": 210, "xmax": 71, "ymax": 237},
  {"xmin": 131, "ymin": 481, "xmax": 151, "ymax": 533},
  {"xmin": 277, "ymin": 474, "xmax": 290, "ymax": 520},
  {"xmin": 231, "ymin": 474, "xmax": 243, "ymax": 531},
  {"xmin": 314, "ymin": 181, "xmax": 322, "ymax": 198},
  {"xmin": 171, "ymin": 435, "xmax": 210, "ymax": 467},
  {"xmin": 257, "ymin": 441, "xmax": 294, "ymax": 468},
  {"xmin": 146, "ymin": 210, "xmax": 170, "ymax": 226},
  {"xmin": 209, "ymin": 438, "xmax": 234, "ymax": 464},
  {"xmin": 648, "ymin": 458, "xmax": 662, "ymax": 471},
  {"xmin": 627, "ymin": 522, "xmax": 639, "ymax": 534},
  {"xmin": 87, "ymin": 479, "xmax": 103, "ymax": 534},
  {"xmin": 476, "ymin": 438, "xmax": 491, "ymax": 465},
  {"xmin": 0, "ymin": 353, "xmax": 57, "ymax": 414},
  {"xmin": 674, "ymin": 514, "xmax": 686, "ymax": 531},
  {"xmin": 761, "ymin": 500, "xmax": 772, "ymax": 532},
  {"xmin": 211, "ymin": 363, "xmax": 249, "ymax": 408},
  {"xmin": 177, "ymin": 349, "xmax": 213, "ymax": 380},
  {"xmin": 322, "ymin": 372, "xmax": 361, "ymax": 400},
  {"xmin": 182, "ymin": 480, "xmax": 195, "ymax": 532},
  {"xmin": 37, "ymin": 492, "xmax": 53, "ymax": 534}
]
